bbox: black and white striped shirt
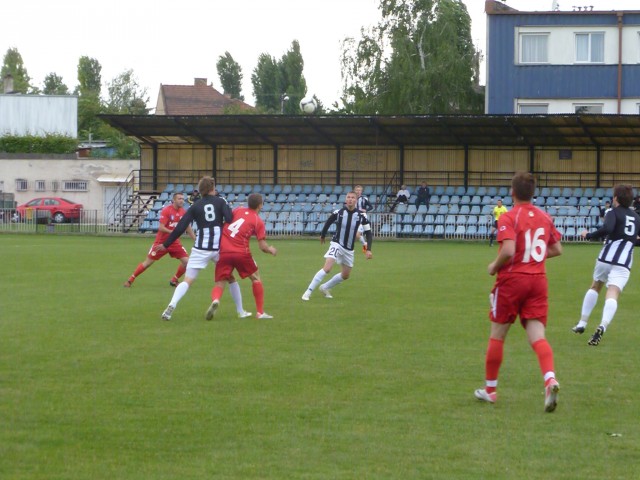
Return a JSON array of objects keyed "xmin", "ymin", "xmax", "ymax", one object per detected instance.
[
  {"xmin": 162, "ymin": 195, "xmax": 232, "ymax": 251},
  {"xmin": 321, "ymin": 206, "xmax": 371, "ymax": 251},
  {"xmin": 587, "ymin": 206, "xmax": 640, "ymax": 270},
  {"xmin": 356, "ymin": 195, "xmax": 373, "ymax": 212}
]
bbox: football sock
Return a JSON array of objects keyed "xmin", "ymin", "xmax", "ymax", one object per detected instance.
[
  {"xmin": 485, "ymin": 338, "xmax": 504, "ymax": 393},
  {"xmin": 129, "ymin": 263, "xmax": 147, "ymax": 282},
  {"xmin": 360, "ymin": 236, "xmax": 366, "ymax": 245},
  {"xmin": 228, "ymin": 282, "xmax": 244, "ymax": 313},
  {"xmin": 532, "ymin": 339, "xmax": 555, "ymax": 378},
  {"xmin": 170, "ymin": 282, "xmax": 189, "ymax": 307},
  {"xmin": 323, "ymin": 273, "xmax": 345, "ymax": 289},
  {"xmin": 600, "ymin": 298, "xmax": 617, "ymax": 331},
  {"xmin": 252, "ymin": 281, "xmax": 265, "ymax": 314},
  {"xmin": 173, "ymin": 264, "xmax": 186, "ymax": 282},
  {"xmin": 211, "ymin": 286, "xmax": 223, "ymax": 302},
  {"xmin": 307, "ymin": 269, "xmax": 327, "ymax": 292},
  {"xmin": 580, "ymin": 288, "xmax": 599, "ymax": 323},
  {"xmin": 543, "ymin": 372, "xmax": 557, "ymax": 387}
]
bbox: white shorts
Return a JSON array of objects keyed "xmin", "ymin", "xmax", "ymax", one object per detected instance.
[
  {"xmin": 324, "ymin": 241, "xmax": 355, "ymax": 268},
  {"xmin": 593, "ymin": 261, "xmax": 631, "ymax": 291},
  {"xmin": 185, "ymin": 248, "xmax": 220, "ymax": 279}
]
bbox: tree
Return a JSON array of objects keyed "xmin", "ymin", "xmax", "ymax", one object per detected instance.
[
  {"xmin": 104, "ymin": 69, "xmax": 149, "ymax": 114},
  {"xmin": 75, "ymin": 56, "xmax": 103, "ymax": 139},
  {"xmin": 251, "ymin": 53, "xmax": 281, "ymax": 112},
  {"xmin": 42, "ymin": 73, "xmax": 69, "ymax": 95},
  {"xmin": 251, "ymin": 41, "xmax": 309, "ymax": 114},
  {"xmin": 340, "ymin": 0, "xmax": 483, "ymax": 114},
  {"xmin": 1, "ymin": 47, "xmax": 33, "ymax": 94},
  {"xmin": 216, "ymin": 52, "xmax": 244, "ymax": 101}
]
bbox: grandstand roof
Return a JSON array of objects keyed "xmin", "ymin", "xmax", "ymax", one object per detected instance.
[{"xmin": 99, "ymin": 114, "xmax": 640, "ymax": 148}]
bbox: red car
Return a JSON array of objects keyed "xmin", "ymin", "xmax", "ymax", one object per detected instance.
[{"xmin": 16, "ymin": 197, "xmax": 83, "ymax": 223}]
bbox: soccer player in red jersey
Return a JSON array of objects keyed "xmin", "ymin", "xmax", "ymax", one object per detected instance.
[
  {"xmin": 123, "ymin": 192, "xmax": 195, "ymax": 287},
  {"xmin": 206, "ymin": 193, "xmax": 277, "ymax": 320},
  {"xmin": 474, "ymin": 172, "xmax": 563, "ymax": 413}
]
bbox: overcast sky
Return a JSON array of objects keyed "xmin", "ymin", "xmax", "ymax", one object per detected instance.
[{"xmin": 1, "ymin": 0, "xmax": 638, "ymax": 109}]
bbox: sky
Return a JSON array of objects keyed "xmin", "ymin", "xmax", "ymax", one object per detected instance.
[{"xmin": 1, "ymin": 0, "xmax": 639, "ymax": 110}]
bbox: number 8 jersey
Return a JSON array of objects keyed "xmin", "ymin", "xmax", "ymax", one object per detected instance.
[{"xmin": 496, "ymin": 203, "xmax": 561, "ymax": 275}]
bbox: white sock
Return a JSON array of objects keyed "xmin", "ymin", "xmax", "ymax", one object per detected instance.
[
  {"xmin": 170, "ymin": 282, "xmax": 189, "ymax": 307},
  {"xmin": 600, "ymin": 298, "xmax": 618, "ymax": 331},
  {"xmin": 229, "ymin": 281, "xmax": 244, "ymax": 313},
  {"xmin": 307, "ymin": 269, "xmax": 327, "ymax": 292},
  {"xmin": 579, "ymin": 288, "xmax": 599, "ymax": 326},
  {"xmin": 360, "ymin": 236, "xmax": 366, "ymax": 246},
  {"xmin": 323, "ymin": 273, "xmax": 345, "ymax": 289}
]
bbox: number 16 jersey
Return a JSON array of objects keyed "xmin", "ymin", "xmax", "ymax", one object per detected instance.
[{"xmin": 496, "ymin": 203, "xmax": 561, "ymax": 276}]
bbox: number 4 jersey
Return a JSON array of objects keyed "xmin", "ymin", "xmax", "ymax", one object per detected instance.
[
  {"xmin": 221, "ymin": 207, "xmax": 266, "ymax": 255},
  {"xmin": 496, "ymin": 203, "xmax": 561, "ymax": 275}
]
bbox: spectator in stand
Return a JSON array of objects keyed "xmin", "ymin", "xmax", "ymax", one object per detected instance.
[
  {"xmin": 632, "ymin": 195, "xmax": 640, "ymax": 211},
  {"xmin": 390, "ymin": 185, "xmax": 410, "ymax": 212},
  {"xmin": 415, "ymin": 181, "xmax": 431, "ymax": 208},
  {"xmin": 188, "ymin": 189, "xmax": 201, "ymax": 205}
]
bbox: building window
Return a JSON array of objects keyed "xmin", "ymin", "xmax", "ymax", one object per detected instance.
[
  {"xmin": 63, "ymin": 180, "xmax": 88, "ymax": 192},
  {"xmin": 16, "ymin": 179, "xmax": 28, "ymax": 191},
  {"xmin": 518, "ymin": 104, "xmax": 549, "ymax": 114},
  {"xmin": 520, "ymin": 34, "xmax": 549, "ymax": 63},
  {"xmin": 574, "ymin": 104, "xmax": 603, "ymax": 114},
  {"xmin": 35, "ymin": 180, "xmax": 46, "ymax": 192},
  {"xmin": 575, "ymin": 32, "xmax": 604, "ymax": 63}
]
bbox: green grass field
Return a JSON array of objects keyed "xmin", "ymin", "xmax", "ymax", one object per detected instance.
[{"xmin": 2, "ymin": 234, "xmax": 639, "ymax": 479}]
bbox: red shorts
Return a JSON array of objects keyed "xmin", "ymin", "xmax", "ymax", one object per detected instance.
[
  {"xmin": 489, "ymin": 273, "xmax": 548, "ymax": 327},
  {"xmin": 215, "ymin": 252, "xmax": 258, "ymax": 281},
  {"xmin": 147, "ymin": 242, "xmax": 188, "ymax": 261}
]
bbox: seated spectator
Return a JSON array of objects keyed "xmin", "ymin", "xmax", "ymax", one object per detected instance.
[
  {"xmin": 633, "ymin": 195, "xmax": 640, "ymax": 211},
  {"xmin": 188, "ymin": 189, "xmax": 201, "ymax": 204},
  {"xmin": 415, "ymin": 181, "xmax": 430, "ymax": 208},
  {"xmin": 390, "ymin": 185, "xmax": 410, "ymax": 212}
]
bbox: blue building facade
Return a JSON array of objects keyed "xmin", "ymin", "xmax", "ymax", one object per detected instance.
[{"xmin": 485, "ymin": 0, "xmax": 640, "ymax": 114}]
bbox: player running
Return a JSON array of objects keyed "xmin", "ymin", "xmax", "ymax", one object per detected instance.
[
  {"xmin": 207, "ymin": 193, "xmax": 277, "ymax": 320},
  {"xmin": 301, "ymin": 191, "xmax": 373, "ymax": 301},
  {"xmin": 123, "ymin": 192, "xmax": 195, "ymax": 288}
]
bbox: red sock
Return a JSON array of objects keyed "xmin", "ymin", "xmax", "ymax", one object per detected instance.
[
  {"xmin": 212, "ymin": 286, "xmax": 223, "ymax": 302},
  {"xmin": 173, "ymin": 264, "xmax": 186, "ymax": 281},
  {"xmin": 252, "ymin": 281, "xmax": 264, "ymax": 314},
  {"xmin": 129, "ymin": 263, "xmax": 147, "ymax": 282},
  {"xmin": 485, "ymin": 337, "xmax": 504, "ymax": 393},
  {"xmin": 531, "ymin": 339, "xmax": 555, "ymax": 384}
]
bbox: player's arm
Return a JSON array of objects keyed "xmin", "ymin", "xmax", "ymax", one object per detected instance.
[
  {"xmin": 186, "ymin": 224, "xmax": 196, "ymax": 241},
  {"xmin": 222, "ymin": 201, "xmax": 233, "ymax": 224},
  {"xmin": 488, "ymin": 239, "xmax": 514, "ymax": 276},
  {"xmin": 583, "ymin": 211, "xmax": 615, "ymax": 240},
  {"xmin": 258, "ymin": 239, "xmax": 277, "ymax": 256},
  {"xmin": 161, "ymin": 209, "xmax": 194, "ymax": 248},
  {"xmin": 547, "ymin": 241, "xmax": 563, "ymax": 258},
  {"xmin": 365, "ymin": 199, "xmax": 373, "ymax": 212}
]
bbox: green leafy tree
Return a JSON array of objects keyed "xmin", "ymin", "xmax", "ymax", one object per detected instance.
[
  {"xmin": 75, "ymin": 56, "xmax": 103, "ymax": 140},
  {"xmin": 340, "ymin": 0, "xmax": 483, "ymax": 114},
  {"xmin": 251, "ymin": 53, "xmax": 282, "ymax": 113},
  {"xmin": 42, "ymin": 73, "xmax": 70, "ymax": 95},
  {"xmin": 216, "ymin": 52, "xmax": 244, "ymax": 101},
  {"xmin": 1, "ymin": 47, "xmax": 33, "ymax": 94},
  {"xmin": 252, "ymin": 41, "xmax": 309, "ymax": 114}
]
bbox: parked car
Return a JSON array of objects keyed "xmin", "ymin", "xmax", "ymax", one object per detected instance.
[{"xmin": 16, "ymin": 197, "xmax": 83, "ymax": 223}]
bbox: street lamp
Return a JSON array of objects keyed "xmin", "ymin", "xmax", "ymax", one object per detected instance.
[{"xmin": 280, "ymin": 93, "xmax": 289, "ymax": 114}]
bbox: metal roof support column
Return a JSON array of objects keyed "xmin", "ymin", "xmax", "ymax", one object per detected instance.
[
  {"xmin": 336, "ymin": 146, "xmax": 341, "ymax": 185},
  {"xmin": 399, "ymin": 145, "xmax": 405, "ymax": 185},
  {"xmin": 529, "ymin": 145, "xmax": 535, "ymax": 173},
  {"xmin": 152, "ymin": 144, "xmax": 158, "ymax": 191},
  {"xmin": 464, "ymin": 145, "xmax": 469, "ymax": 189},
  {"xmin": 211, "ymin": 144, "xmax": 217, "ymax": 177},
  {"xmin": 596, "ymin": 145, "xmax": 601, "ymax": 188},
  {"xmin": 273, "ymin": 145, "xmax": 278, "ymax": 185}
]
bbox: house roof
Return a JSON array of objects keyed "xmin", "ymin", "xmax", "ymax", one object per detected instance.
[
  {"xmin": 99, "ymin": 113, "xmax": 640, "ymax": 148},
  {"xmin": 156, "ymin": 82, "xmax": 254, "ymax": 115}
]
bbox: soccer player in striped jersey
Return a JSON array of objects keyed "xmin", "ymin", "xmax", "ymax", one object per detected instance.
[
  {"xmin": 155, "ymin": 177, "xmax": 248, "ymax": 321},
  {"xmin": 123, "ymin": 192, "xmax": 195, "ymax": 288},
  {"xmin": 301, "ymin": 191, "xmax": 373, "ymax": 301},
  {"xmin": 573, "ymin": 184, "xmax": 640, "ymax": 346},
  {"xmin": 474, "ymin": 172, "xmax": 563, "ymax": 413},
  {"xmin": 355, "ymin": 185, "xmax": 373, "ymax": 253}
]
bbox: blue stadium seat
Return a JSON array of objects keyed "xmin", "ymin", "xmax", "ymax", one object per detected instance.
[
  {"xmin": 498, "ymin": 187, "xmax": 509, "ymax": 197},
  {"xmin": 282, "ymin": 185, "xmax": 293, "ymax": 194},
  {"xmin": 434, "ymin": 186, "xmax": 445, "ymax": 195},
  {"xmin": 302, "ymin": 185, "xmax": 313, "ymax": 194},
  {"xmin": 460, "ymin": 195, "xmax": 471, "ymax": 205},
  {"xmin": 307, "ymin": 193, "xmax": 317, "ymax": 203},
  {"xmin": 487, "ymin": 187, "xmax": 498, "ymax": 197},
  {"xmin": 164, "ymin": 183, "xmax": 175, "ymax": 193},
  {"xmin": 424, "ymin": 224, "xmax": 435, "ymax": 237},
  {"xmin": 466, "ymin": 186, "xmax": 477, "ymax": 196},
  {"xmin": 439, "ymin": 195, "xmax": 450, "ymax": 204},
  {"xmin": 417, "ymin": 205, "xmax": 428, "ymax": 214},
  {"xmin": 448, "ymin": 204, "xmax": 460, "ymax": 214},
  {"xmin": 466, "ymin": 225, "xmax": 477, "ymax": 238},
  {"xmin": 312, "ymin": 185, "xmax": 323, "ymax": 194},
  {"xmin": 396, "ymin": 204, "xmax": 408, "ymax": 214},
  {"xmin": 292, "ymin": 185, "xmax": 303, "ymax": 194},
  {"xmin": 476, "ymin": 187, "xmax": 487, "ymax": 196},
  {"xmin": 459, "ymin": 205, "xmax": 470, "ymax": 215}
]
